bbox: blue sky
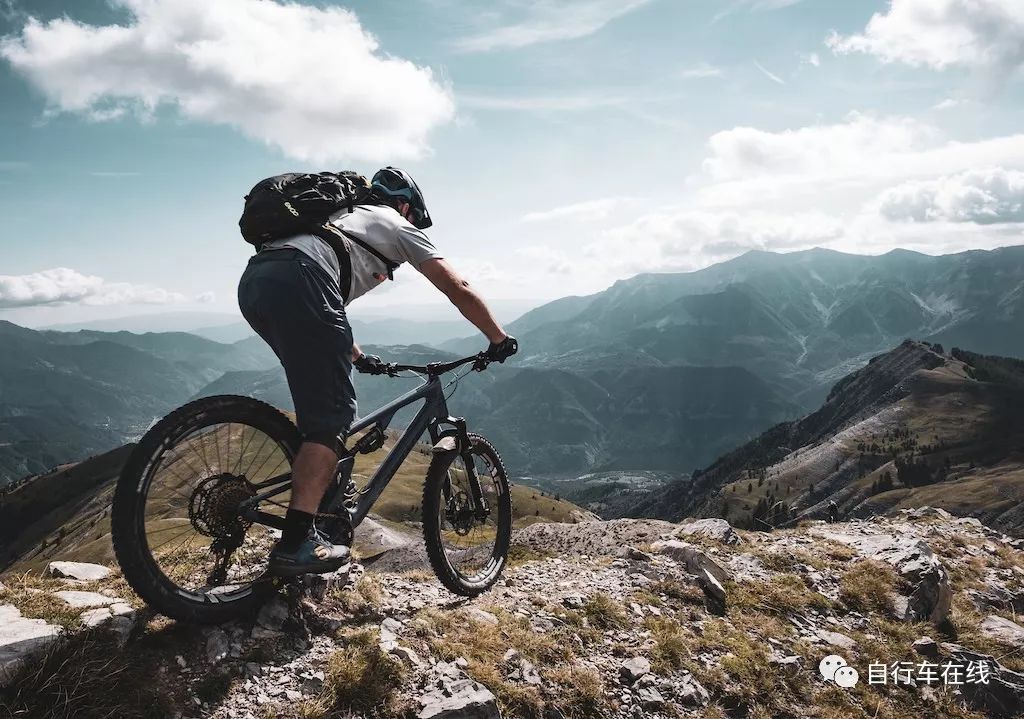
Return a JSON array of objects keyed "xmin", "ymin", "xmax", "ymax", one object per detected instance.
[{"xmin": 1, "ymin": 0, "xmax": 1022, "ymax": 327}]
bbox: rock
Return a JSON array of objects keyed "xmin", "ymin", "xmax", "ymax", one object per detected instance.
[
  {"xmin": 619, "ymin": 656, "xmax": 651, "ymax": 684},
  {"xmin": 80, "ymin": 607, "xmax": 117, "ymax": 628},
  {"xmin": 816, "ymin": 630, "xmax": 857, "ymax": 650},
  {"xmin": 980, "ymin": 616, "xmax": 1024, "ymax": 647},
  {"xmin": 699, "ymin": 569, "xmax": 727, "ymax": 612},
  {"xmin": 562, "ymin": 595, "xmax": 585, "ymax": 610},
  {"xmin": 508, "ymin": 656, "xmax": 541, "ymax": 686},
  {"xmin": 677, "ymin": 674, "xmax": 709, "ymax": 706},
  {"xmin": 942, "ymin": 643, "xmax": 1024, "ymax": 719},
  {"xmin": 79, "ymin": 605, "xmax": 137, "ymax": 645},
  {"xmin": 650, "ymin": 540, "xmax": 730, "ymax": 585},
  {"xmin": 967, "ymin": 586, "xmax": 1024, "ymax": 613},
  {"xmin": 354, "ymin": 517, "xmax": 413, "ymax": 559},
  {"xmin": 418, "ymin": 677, "xmax": 501, "ymax": 719},
  {"xmin": 817, "ymin": 533, "xmax": 951, "ymax": 624},
  {"xmin": 905, "ymin": 507, "xmax": 953, "ymax": 520},
  {"xmin": 256, "ymin": 597, "xmax": 288, "ymax": 631},
  {"xmin": 301, "ymin": 564, "xmax": 351, "ymax": 601},
  {"xmin": 206, "ymin": 628, "xmax": 230, "ymax": 664},
  {"xmin": 463, "ymin": 607, "xmax": 499, "ymax": 626},
  {"xmin": 104, "ymin": 616, "xmax": 134, "ymax": 647},
  {"xmin": 46, "ymin": 561, "xmax": 111, "ymax": 581},
  {"xmin": 391, "ymin": 645, "xmax": 424, "ymax": 668},
  {"xmin": 636, "ymin": 685, "xmax": 664, "ymax": 709},
  {"xmin": 625, "ymin": 547, "xmax": 653, "ymax": 562},
  {"xmin": 0, "ymin": 604, "xmax": 63, "ymax": 686},
  {"xmin": 912, "ymin": 636, "xmax": 939, "ymax": 658},
  {"xmin": 769, "ymin": 654, "xmax": 803, "ymax": 676},
  {"xmin": 53, "ymin": 590, "xmax": 119, "ymax": 609},
  {"xmin": 379, "ymin": 620, "xmax": 399, "ymax": 651},
  {"xmin": 251, "ymin": 626, "xmax": 283, "ymax": 640},
  {"xmin": 676, "ymin": 518, "xmax": 742, "ymax": 545}
]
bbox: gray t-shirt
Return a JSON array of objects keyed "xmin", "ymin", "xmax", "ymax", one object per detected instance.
[{"xmin": 261, "ymin": 204, "xmax": 443, "ymax": 304}]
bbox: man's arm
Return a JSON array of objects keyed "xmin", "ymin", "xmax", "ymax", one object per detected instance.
[{"xmin": 417, "ymin": 258, "xmax": 506, "ymax": 344}]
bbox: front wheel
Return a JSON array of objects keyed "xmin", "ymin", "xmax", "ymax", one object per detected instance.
[{"xmin": 422, "ymin": 433, "xmax": 512, "ymax": 597}]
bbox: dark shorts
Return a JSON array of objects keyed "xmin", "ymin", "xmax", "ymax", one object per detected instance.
[{"xmin": 238, "ymin": 249, "xmax": 356, "ymax": 451}]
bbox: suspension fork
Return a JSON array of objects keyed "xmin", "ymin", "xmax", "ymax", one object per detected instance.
[{"xmin": 432, "ymin": 417, "xmax": 489, "ymax": 519}]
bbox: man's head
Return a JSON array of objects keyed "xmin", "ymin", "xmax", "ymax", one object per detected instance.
[{"xmin": 371, "ymin": 167, "xmax": 432, "ymax": 230}]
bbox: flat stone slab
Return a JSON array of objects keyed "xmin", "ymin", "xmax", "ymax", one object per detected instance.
[
  {"xmin": 53, "ymin": 591, "xmax": 120, "ymax": 609},
  {"xmin": 980, "ymin": 616, "xmax": 1024, "ymax": 648},
  {"xmin": 0, "ymin": 604, "xmax": 63, "ymax": 686},
  {"xmin": 46, "ymin": 562, "xmax": 111, "ymax": 581}
]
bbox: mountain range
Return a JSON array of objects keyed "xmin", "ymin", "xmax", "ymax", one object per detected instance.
[
  {"xmin": 3, "ymin": 244, "xmax": 1023, "ymax": 493},
  {"xmin": 0, "ymin": 321, "xmax": 276, "ymax": 484},
  {"xmin": 451, "ymin": 245, "xmax": 1024, "ymax": 408},
  {"xmin": 629, "ymin": 339, "xmax": 1024, "ymax": 535}
]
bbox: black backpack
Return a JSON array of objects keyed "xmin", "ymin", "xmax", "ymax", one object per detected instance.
[{"xmin": 238, "ymin": 171, "xmax": 400, "ymax": 284}]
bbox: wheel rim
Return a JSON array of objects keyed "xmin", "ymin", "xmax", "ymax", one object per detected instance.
[
  {"xmin": 138, "ymin": 420, "xmax": 293, "ymax": 603},
  {"xmin": 435, "ymin": 446, "xmax": 507, "ymax": 584}
]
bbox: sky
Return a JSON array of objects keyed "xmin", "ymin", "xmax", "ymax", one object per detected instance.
[{"xmin": 0, "ymin": 0, "xmax": 1022, "ymax": 327}]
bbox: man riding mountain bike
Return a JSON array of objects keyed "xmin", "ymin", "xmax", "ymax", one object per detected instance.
[{"xmin": 237, "ymin": 167, "xmax": 518, "ymax": 577}]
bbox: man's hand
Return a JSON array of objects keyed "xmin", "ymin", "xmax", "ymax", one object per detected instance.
[
  {"xmin": 485, "ymin": 335, "xmax": 518, "ymax": 363},
  {"xmin": 354, "ymin": 353, "xmax": 387, "ymax": 375}
]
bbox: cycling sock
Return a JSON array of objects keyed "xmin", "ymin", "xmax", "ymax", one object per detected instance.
[{"xmin": 279, "ymin": 508, "xmax": 315, "ymax": 552}]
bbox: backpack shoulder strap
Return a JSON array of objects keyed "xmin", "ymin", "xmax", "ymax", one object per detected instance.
[{"xmin": 313, "ymin": 223, "xmax": 400, "ymax": 281}]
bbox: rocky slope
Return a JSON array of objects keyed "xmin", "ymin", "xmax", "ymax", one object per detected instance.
[
  {"xmin": 3, "ymin": 510, "xmax": 1024, "ymax": 718},
  {"xmin": 631, "ymin": 341, "xmax": 1024, "ymax": 535}
]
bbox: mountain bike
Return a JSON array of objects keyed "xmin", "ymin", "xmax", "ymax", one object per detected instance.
[{"xmin": 111, "ymin": 352, "xmax": 511, "ymax": 624}]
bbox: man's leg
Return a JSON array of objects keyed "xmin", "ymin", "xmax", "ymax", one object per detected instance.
[{"xmin": 277, "ymin": 442, "xmax": 339, "ymax": 553}]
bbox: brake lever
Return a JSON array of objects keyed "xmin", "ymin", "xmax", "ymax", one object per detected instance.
[{"xmin": 472, "ymin": 354, "xmax": 490, "ymax": 372}]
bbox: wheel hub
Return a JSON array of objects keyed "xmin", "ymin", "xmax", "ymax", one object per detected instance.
[
  {"xmin": 448, "ymin": 490, "xmax": 478, "ymax": 536},
  {"xmin": 189, "ymin": 473, "xmax": 255, "ymax": 539}
]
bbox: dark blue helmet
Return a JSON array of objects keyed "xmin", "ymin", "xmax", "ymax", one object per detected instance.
[{"xmin": 371, "ymin": 167, "xmax": 432, "ymax": 229}]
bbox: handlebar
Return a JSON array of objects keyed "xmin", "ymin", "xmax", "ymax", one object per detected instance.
[{"xmin": 382, "ymin": 352, "xmax": 491, "ymax": 377}]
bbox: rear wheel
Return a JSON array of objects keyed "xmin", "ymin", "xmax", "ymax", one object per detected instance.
[
  {"xmin": 112, "ymin": 395, "xmax": 300, "ymax": 624},
  {"xmin": 422, "ymin": 433, "xmax": 512, "ymax": 596}
]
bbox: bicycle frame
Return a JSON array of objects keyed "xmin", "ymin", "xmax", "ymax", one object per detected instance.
[{"xmin": 237, "ymin": 372, "xmax": 471, "ymax": 532}]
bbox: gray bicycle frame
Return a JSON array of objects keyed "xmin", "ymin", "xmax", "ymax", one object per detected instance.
[{"xmin": 238, "ymin": 373, "xmax": 458, "ymax": 531}]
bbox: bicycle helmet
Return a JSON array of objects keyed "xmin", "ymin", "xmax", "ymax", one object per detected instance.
[{"xmin": 371, "ymin": 167, "xmax": 432, "ymax": 229}]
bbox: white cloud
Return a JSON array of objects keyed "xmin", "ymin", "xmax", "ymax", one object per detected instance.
[
  {"xmin": 702, "ymin": 113, "xmax": 937, "ymax": 182},
  {"xmin": 454, "ymin": 0, "xmax": 652, "ymax": 53},
  {"xmin": 0, "ymin": 0, "xmax": 454, "ymax": 163},
  {"xmin": 592, "ymin": 209, "xmax": 845, "ymax": 274},
  {"xmin": 932, "ymin": 98, "xmax": 966, "ymax": 110},
  {"xmin": 195, "ymin": 291, "xmax": 217, "ymax": 304},
  {"xmin": 522, "ymin": 197, "xmax": 637, "ymax": 223},
  {"xmin": 754, "ymin": 60, "xmax": 786, "ymax": 85},
  {"xmin": 681, "ymin": 63, "xmax": 724, "ymax": 79},
  {"xmin": 697, "ymin": 113, "xmax": 1024, "ymax": 211},
  {"xmin": 827, "ymin": 0, "xmax": 1024, "ymax": 73},
  {"xmin": 0, "ymin": 268, "xmax": 187, "ymax": 308},
  {"xmin": 876, "ymin": 168, "xmax": 1024, "ymax": 224},
  {"xmin": 800, "ymin": 52, "xmax": 821, "ymax": 67},
  {"xmin": 516, "ymin": 246, "xmax": 575, "ymax": 275}
]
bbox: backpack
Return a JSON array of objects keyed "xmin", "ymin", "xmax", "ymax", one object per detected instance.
[{"xmin": 238, "ymin": 171, "xmax": 400, "ymax": 285}]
